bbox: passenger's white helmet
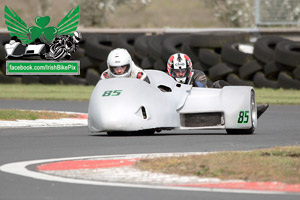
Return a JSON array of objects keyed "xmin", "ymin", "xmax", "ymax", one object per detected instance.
[{"xmin": 107, "ymin": 48, "xmax": 132, "ymax": 78}]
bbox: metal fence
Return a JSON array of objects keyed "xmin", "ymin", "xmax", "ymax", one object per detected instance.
[{"xmin": 254, "ymin": 0, "xmax": 300, "ymax": 26}]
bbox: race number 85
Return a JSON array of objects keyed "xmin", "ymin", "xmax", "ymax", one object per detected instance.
[
  {"xmin": 237, "ymin": 111, "xmax": 249, "ymax": 124},
  {"xmin": 102, "ymin": 90, "xmax": 122, "ymax": 97}
]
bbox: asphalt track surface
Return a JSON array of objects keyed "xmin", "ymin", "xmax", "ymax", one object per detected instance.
[{"xmin": 0, "ymin": 100, "xmax": 300, "ymax": 200}]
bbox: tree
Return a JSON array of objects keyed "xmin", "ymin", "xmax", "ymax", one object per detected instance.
[
  {"xmin": 204, "ymin": 0, "xmax": 253, "ymax": 27},
  {"xmin": 204, "ymin": 0, "xmax": 300, "ymax": 27},
  {"xmin": 71, "ymin": 0, "xmax": 151, "ymax": 27}
]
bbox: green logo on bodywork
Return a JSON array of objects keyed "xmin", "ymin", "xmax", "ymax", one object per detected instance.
[
  {"xmin": 5, "ymin": 5, "xmax": 80, "ymax": 44},
  {"xmin": 102, "ymin": 90, "xmax": 123, "ymax": 97}
]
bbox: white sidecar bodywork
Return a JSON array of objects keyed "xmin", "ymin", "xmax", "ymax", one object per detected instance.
[{"xmin": 88, "ymin": 70, "xmax": 257, "ymax": 134}]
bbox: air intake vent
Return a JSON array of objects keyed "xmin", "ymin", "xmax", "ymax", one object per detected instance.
[
  {"xmin": 141, "ymin": 106, "xmax": 147, "ymax": 119},
  {"xmin": 180, "ymin": 113, "xmax": 224, "ymax": 127}
]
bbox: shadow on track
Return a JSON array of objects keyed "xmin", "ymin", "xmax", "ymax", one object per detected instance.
[{"xmin": 89, "ymin": 131, "xmax": 231, "ymax": 137}]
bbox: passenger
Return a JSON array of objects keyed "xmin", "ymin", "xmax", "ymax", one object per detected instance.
[
  {"xmin": 167, "ymin": 53, "xmax": 269, "ymax": 118},
  {"xmin": 101, "ymin": 48, "xmax": 150, "ymax": 83}
]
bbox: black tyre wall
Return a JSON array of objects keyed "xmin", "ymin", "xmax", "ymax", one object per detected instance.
[
  {"xmin": 134, "ymin": 35, "xmax": 149, "ymax": 58},
  {"xmin": 275, "ymin": 41, "xmax": 300, "ymax": 68},
  {"xmin": 208, "ymin": 63, "xmax": 233, "ymax": 81},
  {"xmin": 199, "ymin": 49, "xmax": 221, "ymax": 67},
  {"xmin": 239, "ymin": 60, "xmax": 263, "ymax": 80},
  {"xmin": 226, "ymin": 73, "xmax": 254, "ymax": 86},
  {"xmin": 253, "ymin": 72, "xmax": 279, "ymax": 89},
  {"xmin": 221, "ymin": 43, "xmax": 253, "ymax": 66},
  {"xmin": 85, "ymin": 34, "xmax": 114, "ymax": 61},
  {"xmin": 253, "ymin": 36, "xmax": 288, "ymax": 64},
  {"xmin": 293, "ymin": 67, "xmax": 300, "ymax": 80},
  {"xmin": 113, "ymin": 33, "xmax": 142, "ymax": 57},
  {"xmin": 278, "ymin": 71, "xmax": 300, "ymax": 89},
  {"xmin": 162, "ymin": 34, "xmax": 187, "ymax": 61},
  {"xmin": 181, "ymin": 40, "xmax": 200, "ymax": 63},
  {"xmin": 190, "ymin": 31, "xmax": 250, "ymax": 48}
]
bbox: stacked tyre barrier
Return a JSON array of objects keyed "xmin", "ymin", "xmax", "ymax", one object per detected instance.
[{"xmin": 0, "ymin": 31, "xmax": 300, "ymax": 89}]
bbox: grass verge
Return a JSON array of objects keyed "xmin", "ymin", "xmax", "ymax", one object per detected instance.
[
  {"xmin": 0, "ymin": 84, "xmax": 94, "ymax": 101},
  {"xmin": 0, "ymin": 84, "xmax": 299, "ymax": 104},
  {"xmin": 0, "ymin": 109, "xmax": 77, "ymax": 121},
  {"xmin": 255, "ymin": 88, "xmax": 300, "ymax": 105},
  {"xmin": 135, "ymin": 146, "xmax": 300, "ymax": 184}
]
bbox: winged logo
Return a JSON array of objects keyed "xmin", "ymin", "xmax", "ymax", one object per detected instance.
[{"xmin": 4, "ymin": 5, "xmax": 80, "ymax": 44}]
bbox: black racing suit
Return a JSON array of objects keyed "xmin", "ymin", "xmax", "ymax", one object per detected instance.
[
  {"xmin": 189, "ymin": 69, "xmax": 230, "ymax": 88},
  {"xmin": 188, "ymin": 69, "xmax": 208, "ymax": 88}
]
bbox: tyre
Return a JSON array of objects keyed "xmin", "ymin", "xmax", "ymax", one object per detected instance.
[
  {"xmin": 153, "ymin": 59, "xmax": 166, "ymax": 71},
  {"xmin": 293, "ymin": 67, "xmax": 300, "ymax": 80},
  {"xmin": 239, "ymin": 60, "xmax": 263, "ymax": 80},
  {"xmin": 0, "ymin": 63, "xmax": 5, "ymax": 74},
  {"xmin": 253, "ymin": 36, "xmax": 288, "ymax": 64},
  {"xmin": 60, "ymin": 76, "xmax": 87, "ymax": 85},
  {"xmin": 162, "ymin": 34, "xmax": 187, "ymax": 61},
  {"xmin": 0, "ymin": 43, "xmax": 6, "ymax": 61},
  {"xmin": 190, "ymin": 31, "xmax": 250, "ymax": 48},
  {"xmin": 275, "ymin": 41, "xmax": 300, "ymax": 68},
  {"xmin": 226, "ymin": 73, "xmax": 254, "ymax": 87},
  {"xmin": 0, "ymin": 35, "xmax": 11, "ymax": 44},
  {"xmin": 225, "ymin": 62, "xmax": 240, "ymax": 73},
  {"xmin": 199, "ymin": 48, "xmax": 221, "ymax": 67},
  {"xmin": 22, "ymin": 76, "xmax": 40, "ymax": 84},
  {"xmin": 98, "ymin": 62, "xmax": 107, "ymax": 75},
  {"xmin": 278, "ymin": 71, "xmax": 300, "ymax": 89},
  {"xmin": 0, "ymin": 75, "xmax": 21, "ymax": 83},
  {"xmin": 71, "ymin": 47, "xmax": 85, "ymax": 60},
  {"xmin": 253, "ymin": 72, "xmax": 279, "ymax": 89},
  {"xmin": 113, "ymin": 33, "xmax": 142, "ymax": 57},
  {"xmin": 226, "ymin": 90, "xmax": 256, "ymax": 135},
  {"xmin": 1, "ymin": 35, "xmax": 14, "ymax": 61},
  {"xmin": 39, "ymin": 76, "xmax": 62, "ymax": 84},
  {"xmin": 85, "ymin": 35, "xmax": 114, "ymax": 61},
  {"xmin": 134, "ymin": 35, "xmax": 149, "ymax": 58},
  {"xmin": 85, "ymin": 68, "xmax": 100, "ymax": 85},
  {"xmin": 147, "ymin": 35, "xmax": 167, "ymax": 60},
  {"xmin": 208, "ymin": 63, "xmax": 233, "ymax": 81},
  {"xmin": 263, "ymin": 61, "xmax": 281, "ymax": 79},
  {"xmin": 193, "ymin": 62, "xmax": 205, "ymax": 71},
  {"xmin": 141, "ymin": 57, "xmax": 154, "ymax": 69},
  {"xmin": 221, "ymin": 42, "xmax": 253, "ymax": 66},
  {"xmin": 80, "ymin": 56, "xmax": 94, "ymax": 70},
  {"xmin": 181, "ymin": 40, "xmax": 200, "ymax": 63}
]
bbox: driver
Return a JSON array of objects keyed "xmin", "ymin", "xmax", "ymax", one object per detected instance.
[
  {"xmin": 167, "ymin": 53, "xmax": 269, "ymax": 118},
  {"xmin": 167, "ymin": 53, "xmax": 208, "ymax": 87},
  {"xmin": 101, "ymin": 48, "xmax": 150, "ymax": 83}
]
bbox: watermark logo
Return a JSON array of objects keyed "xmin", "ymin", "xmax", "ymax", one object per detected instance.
[
  {"xmin": 6, "ymin": 61, "xmax": 80, "ymax": 75},
  {"xmin": 5, "ymin": 5, "xmax": 80, "ymax": 44},
  {"xmin": 4, "ymin": 5, "xmax": 81, "ymax": 75}
]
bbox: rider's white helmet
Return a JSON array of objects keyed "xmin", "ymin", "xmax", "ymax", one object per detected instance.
[
  {"xmin": 107, "ymin": 48, "xmax": 132, "ymax": 78},
  {"xmin": 167, "ymin": 53, "xmax": 192, "ymax": 84}
]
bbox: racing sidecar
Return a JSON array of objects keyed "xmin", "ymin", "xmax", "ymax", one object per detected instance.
[{"xmin": 88, "ymin": 70, "xmax": 257, "ymax": 135}]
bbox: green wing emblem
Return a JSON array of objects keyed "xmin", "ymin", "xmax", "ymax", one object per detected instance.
[
  {"xmin": 4, "ymin": 5, "xmax": 32, "ymax": 44},
  {"xmin": 57, "ymin": 5, "xmax": 80, "ymax": 36},
  {"xmin": 4, "ymin": 5, "xmax": 80, "ymax": 44}
]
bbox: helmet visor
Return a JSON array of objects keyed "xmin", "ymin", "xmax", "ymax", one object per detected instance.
[{"xmin": 109, "ymin": 64, "xmax": 130, "ymax": 75}]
